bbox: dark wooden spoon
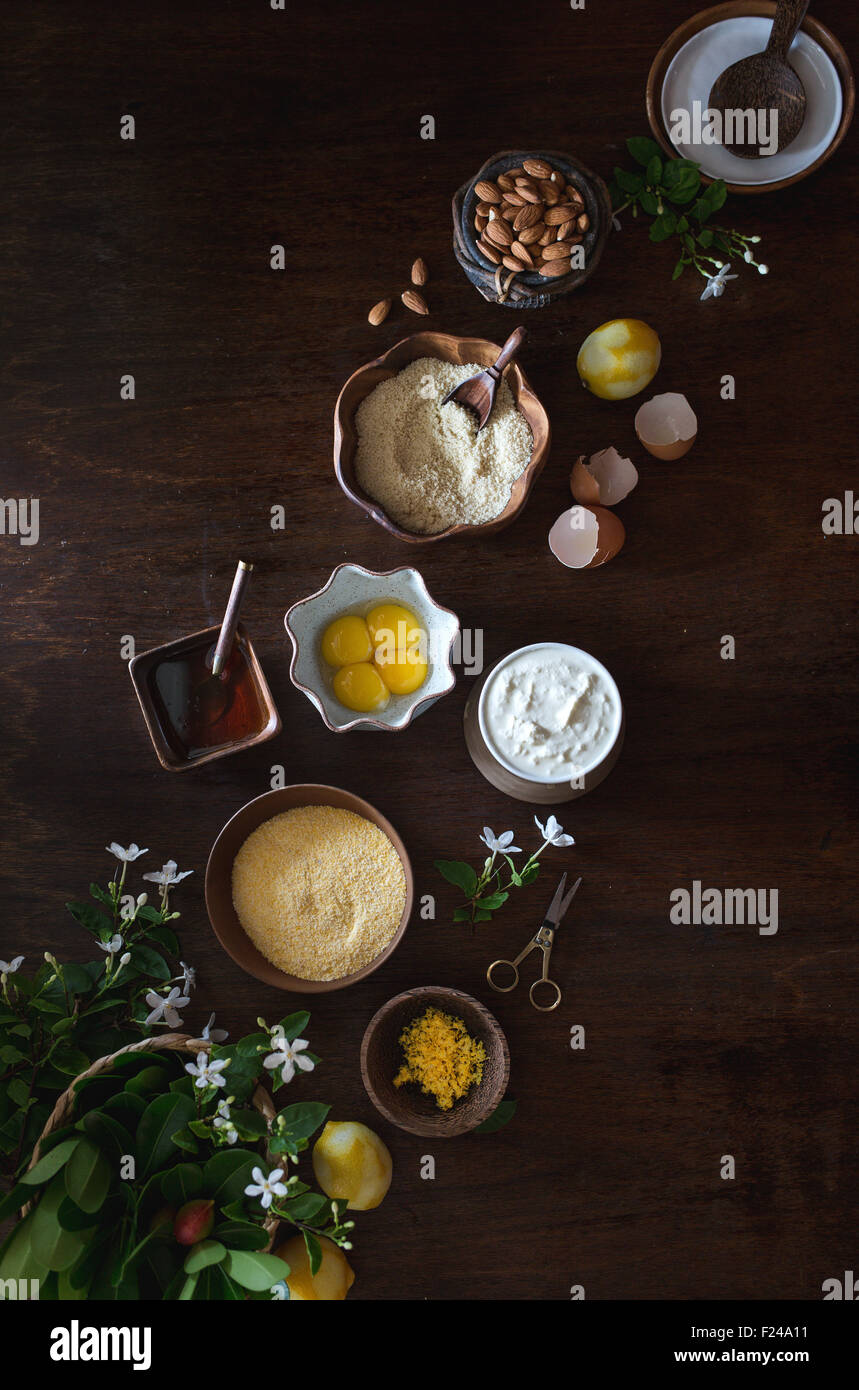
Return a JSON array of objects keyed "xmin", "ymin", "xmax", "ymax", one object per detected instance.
[
  {"xmin": 708, "ymin": 0, "xmax": 810, "ymax": 158},
  {"xmin": 441, "ymin": 327, "xmax": 526, "ymax": 432}
]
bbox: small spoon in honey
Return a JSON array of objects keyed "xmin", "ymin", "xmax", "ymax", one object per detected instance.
[{"xmin": 196, "ymin": 560, "xmax": 254, "ymax": 720}]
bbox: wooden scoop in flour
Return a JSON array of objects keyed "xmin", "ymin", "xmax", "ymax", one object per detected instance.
[{"xmin": 441, "ymin": 326, "xmax": 527, "ymax": 432}]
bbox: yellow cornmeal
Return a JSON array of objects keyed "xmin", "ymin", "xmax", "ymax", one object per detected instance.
[
  {"xmin": 232, "ymin": 806, "xmax": 406, "ymax": 982},
  {"xmin": 394, "ymin": 1006, "xmax": 486, "ymax": 1111}
]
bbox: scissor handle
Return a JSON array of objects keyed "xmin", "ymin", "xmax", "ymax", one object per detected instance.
[
  {"xmin": 486, "ymin": 958, "xmax": 519, "ymax": 993},
  {"xmin": 529, "ymin": 976, "xmax": 562, "ymax": 1011}
]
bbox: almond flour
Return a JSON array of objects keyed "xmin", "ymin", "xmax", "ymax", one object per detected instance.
[{"xmin": 354, "ymin": 356, "xmax": 533, "ymax": 535}]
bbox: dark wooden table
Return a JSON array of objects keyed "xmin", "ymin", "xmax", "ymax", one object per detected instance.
[{"xmin": 1, "ymin": 0, "xmax": 857, "ymax": 1301}]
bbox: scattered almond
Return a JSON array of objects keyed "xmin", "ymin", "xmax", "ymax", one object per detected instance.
[
  {"xmin": 411, "ymin": 257, "xmax": 428, "ymax": 287},
  {"xmin": 368, "ymin": 298, "xmax": 391, "ymax": 326},
  {"xmin": 401, "ymin": 289, "xmax": 429, "ymax": 315}
]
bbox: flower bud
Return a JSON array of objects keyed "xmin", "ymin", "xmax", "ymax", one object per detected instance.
[{"xmin": 136, "ymin": 893, "xmax": 148, "ymax": 906}]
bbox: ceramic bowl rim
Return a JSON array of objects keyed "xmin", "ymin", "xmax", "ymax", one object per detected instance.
[
  {"xmin": 204, "ymin": 783, "xmax": 414, "ymax": 993},
  {"xmin": 284, "ymin": 561, "xmax": 460, "ymax": 733},
  {"xmin": 477, "ymin": 641, "xmax": 624, "ymax": 785}
]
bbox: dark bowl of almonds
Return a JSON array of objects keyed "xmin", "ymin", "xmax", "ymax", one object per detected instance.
[{"xmin": 452, "ymin": 150, "xmax": 612, "ymax": 307}]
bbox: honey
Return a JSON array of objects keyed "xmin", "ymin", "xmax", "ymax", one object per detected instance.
[{"xmin": 145, "ymin": 632, "xmax": 268, "ymax": 763}]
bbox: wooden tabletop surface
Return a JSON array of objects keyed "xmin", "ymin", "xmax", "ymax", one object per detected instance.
[{"xmin": 2, "ymin": 0, "xmax": 857, "ymax": 1300}]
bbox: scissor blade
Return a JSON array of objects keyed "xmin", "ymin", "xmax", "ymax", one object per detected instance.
[{"xmin": 548, "ymin": 875, "xmax": 582, "ymax": 926}]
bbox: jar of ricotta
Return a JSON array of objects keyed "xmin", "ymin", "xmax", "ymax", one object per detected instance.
[{"xmin": 464, "ymin": 642, "xmax": 624, "ymax": 803}]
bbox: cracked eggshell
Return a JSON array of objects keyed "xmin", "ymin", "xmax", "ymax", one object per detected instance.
[
  {"xmin": 549, "ymin": 504, "xmax": 626, "ymax": 570},
  {"xmin": 634, "ymin": 393, "xmax": 697, "ymax": 460},
  {"xmin": 571, "ymin": 448, "xmax": 639, "ymax": 506}
]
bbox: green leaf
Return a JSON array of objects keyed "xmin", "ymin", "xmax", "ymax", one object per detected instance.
[
  {"xmin": 649, "ymin": 210, "xmax": 677, "ymax": 242},
  {"xmin": 137, "ymin": 1092, "xmax": 195, "ymax": 1179},
  {"xmin": 178, "ymin": 1272, "xmax": 199, "ymax": 1300},
  {"xmin": 708, "ymin": 179, "xmax": 728, "ymax": 212},
  {"xmin": 0, "ymin": 1213, "xmax": 50, "ymax": 1283},
  {"xmin": 434, "ymin": 859, "xmax": 478, "ymax": 895},
  {"xmin": 65, "ymin": 900, "xmax": 112, "ymax": 937},
  {"xmin": 31, "ymin": 1174, "xmax": 90, "ymax": 1271},
  {"xmin": 614, "ymin": 167, "xmax": 644, "ymax": 195},
  {"xmin": 64, "ymin": 1136, "xmax": 111, "ymax": 1214},
  {"xmin": 203, "ymin": 1148, "xmax": 259, "ymax": 1208},
  {"xmin": 184, "ymin": 1239, "xmax": 226, "ymax": 1274},
  {"xmin": 213, "ymin": 1218, "xmax": 269, "ymax": 1251},
  {"xmin": 52, "ymin": 1046, "xmax": 92, "ymax": 1076},
  {"xmin": 284, "ymin": 1192, "xmax": 327, "ymax": 1222},
  {"xmin": 89, "ymin": 882, "xmax": 114, "ymax": 907},
  {"xmin": 275, "ymin": 1011, "xmax": 311, "ymax": 1043},
  {"xmin": 57, "ymin": 1196, "xmax": 99, "ymax": 1231},
  {"xmin": 147, "ymin": 925, "xmax": 180, "ymax": 954},
  {"xmin": 0, "ymin": 1181, "xmax": 31, "ymax": 1221},
  {"xmin": 672, "ymin": 259, "xmax": 686, "ymax": 280},
  {"xmin": 160, "ymin": 1162, "xmax": 204, "ymax": 1205},
  {"xmin": 627, "ymin": 135, "xmax": 663, "ymax": 166},
  {"xmin": 235, "ymin": 1031, "xmax": 269, "ymax": 1057},
  {"xmin": 452, "ymin": 907, "xmax": 472, "ymax": 923},
  {"xmin": 473, "ymin": 909, "xmax": 493, "ymax": 922},
  {"xmin": 698, "ymin": 228, "xmax": 713, "ymax": 247},
  {"xmin": 303, "ymin": 1230, "xmax": 323, "ymax": 1277},
  {"xmin": 639, "ymin": 188, "xmax": 659, "ymax": 216},
  {"xmin": 171, "ymin": 1127, "xmax": 199, "ymax": 1154},
  {"xmin": 20, "ymin": 1137, "xmax": 81, "ymax": 1186},
  {"xmin": 476, "ymin": 891, "xmax": 509, "ymax": 911},
  {"xmin": 646, "ymin": 154, "xmax": 663, "ymax": 185},
  {"xmin": 128, "ymin": 945, "xmax": 171, "ymax": 981},
  {"xmin": 521, "ymin": 862, "xmax": 540, "ymax": 885},
  {"xmin": 475, "ymin": 1099, "xmax": 518, "ymax": 1133},
  {"xmin": 223, "ymin": 1248, "xmax": 290, "ymax": 1292},
  {"xmin": 125, "ymin": 1065, "xmax": 171, "ymax": 1097},
  {"xmin": 276, "ymin": 1101, "xmax": 330, "ymax": 1143},
  {"xmin": 0, "ymin": 1044, "xmax": 27, "ymax": 1065},
  {"xmin": 80, "ymin": 1111, "xmax": 132, "ymax": 1164}
]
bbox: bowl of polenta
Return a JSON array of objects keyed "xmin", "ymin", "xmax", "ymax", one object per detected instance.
[{"xmin": 284, "ymin": 563, "xmax": 460, "ymax": 733}]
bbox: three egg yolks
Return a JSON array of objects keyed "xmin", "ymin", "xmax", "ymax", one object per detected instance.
[{"xmin": 322, "ymin": 605, "xmax": 428, "ymax": 712}]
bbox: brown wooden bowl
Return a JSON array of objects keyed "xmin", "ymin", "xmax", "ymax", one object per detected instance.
[
  {"xmin": 205, "ymin": 785, "xmax": 414, "ymax": 994},
  {"xmin": 360, "ymin": 986, "xmax": 510, "ymax": 1137},
  {"xmin": 645, "ymin": 1, "xmax": 855, "ymax": 194},
  {"xmin": 333, "ymin": 331, "xmax": 551, "ymax": 544}
]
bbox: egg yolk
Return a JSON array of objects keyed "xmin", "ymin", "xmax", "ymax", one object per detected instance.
[
  {"xmin": 321, "ymin": 615, "xmax": 372, "ymax": 667},
  {"xmin": 367, "ymin": 604, "xmax": 428, "ymax": 695},
  {"xmin": 332, "ymin": 662, "xmax": 390, "ymax": 713}
]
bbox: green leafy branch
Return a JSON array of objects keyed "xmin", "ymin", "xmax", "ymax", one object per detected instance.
[
  {"xmin": 435, "ymin": 816, "xmax": 574, "ymax": 925},
  {"xmin": 609, "ymin": 136, "xmax": 767, "ymax": 289}
]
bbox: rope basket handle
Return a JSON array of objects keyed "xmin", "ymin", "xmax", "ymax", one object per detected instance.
[{"xmin": 24, "ymin": 1033, "xmax": 278, "ymax": 1239}]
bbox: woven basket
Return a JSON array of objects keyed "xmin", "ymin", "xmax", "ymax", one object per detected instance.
[{"xmin": 25, "ymin": 1032, "xmax": 278, "ymax": 1242}]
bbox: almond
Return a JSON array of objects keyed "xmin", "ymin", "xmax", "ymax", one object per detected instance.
[
  {"xmin": 539, "ymin": 257, "xmax": 571, "ymax": 278},
  {"xmin": 518, "ymin": 221, "xmax": 545, "ymax": 245},
  {"xmin": 523, "ymin": 157, "xmax": 553, "ymax": 179},
  {"xmin": 475, "ymin": 212, "xmax": 488, "ymax": 233},
  {"xmin": 502, "ymin": 254, "xmax": 527, "ymax": 273},
  {"xmin": 478, "ymin": 238, "xmax": 502, "ymax": 265},
  {"xmin": 557, "ymin": 220, "xmax": 576, "ymax": 240},
  {"xmin": 476, "ymin": 200, "xmax": 495, "ymax": 217},
  {"xmin": 550, "ymin": 170, "xmax": 563, "ymax": 183},
  {"xmin": 367, "ymin": 298, "xmax": 391, "ymax": 326},
  {"xmin": 539, "ymin": 179, "xmax": 560, "ymax": 206},
  {"xmin": 577, "ymin": 212, "xmax": 590, "ymax": 232},
  {"xmin": 501, "ymin": 190, "xmax": 526, "ymax": 206},
  {"xmin": 566, "ymin": 186, "xmax": 585, "ymax": 208},
  {"xmin": 513, "ymin": 203, "xmax": 543, "ymax": 231},
  {"xmin": 538, "ymin": 227, "xmax": 554, "ymax": 246},
  {"xmin": 500, "ymin": 204, "xmax": 518, "ymax": 222},
  {"xmin": 401, "ymin": 289, "xmax": 429, "ymax": 315},
  {"xmin": 510, "ymin": 240, "xmax": 534, "ymax": 267},
  {"xmin": 544, "ymin": 203, "xmax": 577, "ymax": 225},
  {"xmin": 566, "ymin": 233, "xmax": 584, "ymax": 246},
  {"xmin": 516, "ymin": 185, "xmax": 542, "ymax": 204},
  {"xmin": 496, "ymin": 172, "xmax": 515, "ymax": 192},
  {"xmin": 485, "ymin": 217, "xmax": 514, "ymax": 248},
  {"xmin": 475, "ymin": 180, "xmax": 501, "ymax": 204},
  {"xmin": 411, "ymin": 257, "xmax": 428, "ymax": 287},
  {"xmin": 543, "ymin": 241, "xmax": 573, "ymax": 260},
  {"xmin": 505, "ymin": 166, "xmax": 526, "ymax": 180}
]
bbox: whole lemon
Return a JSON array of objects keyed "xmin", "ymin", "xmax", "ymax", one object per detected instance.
[
  {"xmin": 312, "ymin": 1120, "xmax": 393, "ymax": 1211},
  {"xmin": 577, "ymin": 318, "xmax": 661, "ymax": 400},
  {"xmin": 275, "ymin": 1234, "xmax": 355, "ymax": 1301}
]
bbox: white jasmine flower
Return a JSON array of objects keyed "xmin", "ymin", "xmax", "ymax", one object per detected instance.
[
  {"xmin": 213, "ymin": 1099, "xmax": 238, "ymax": 1144},
  {"xmin": 106, "ymin": 842, "xmax": 148, "ymax": 862},
  {"xmin": 700, "ymin": 264, "xmax": 738, "ymax": 301},
  {"xmin": 96, "ymin": 934, "xmax": 124, "ymax": 956},
  {"xmin": 245, "ymin": 1165, "xmax": 288, "ymax": 1210},
  {"xmin": 535, "ymin": 815, "xmax": 575, "ymax": 848},
  {"xmin": 263, "ymin": 1032, "xmax": 315, "ymax": 1086},
  {"xmin": 179, "ymin": 961, "xmax": 196, "ymax": 990},
  {"xmin": 270, "ymin": 1280, "xmax": 290, "ymax": 1301},
  {"xmin": 144, "ymin": 986, "xmax": 191, "ymax": 1027},
  {"xmin": 142, "ymin": 860, "xmax": 193, "ymax": 888},
  {"xmin": 480, "ymin": 827, "xmax": 521, "ymax": 855},
  {"xmin": 200, "ymin": 1012, "xmax": 228, "ymax": 1043},
  {"xmin": 184, "ymin": 1050, "xmax": 229, "ymax": 1089},
  {"xmin": 0, "ymin": 956, "xmax": 24, "ymax": 974},
  {"xmin": 758, "ymin": 263, "xmax": 769, "ymax": 275}
]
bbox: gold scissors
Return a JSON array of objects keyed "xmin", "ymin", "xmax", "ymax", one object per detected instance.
[{"xmin": 486, "ymin": 874, "xmax": 581, "ymax": 1011}]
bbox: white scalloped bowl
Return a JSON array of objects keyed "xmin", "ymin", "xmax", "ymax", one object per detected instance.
[{"xmin": 284, "ymin": 563, "xmax": 461, "ymax": 733}]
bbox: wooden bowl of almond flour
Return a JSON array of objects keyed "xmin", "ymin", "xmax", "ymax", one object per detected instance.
[
  {"xmin": 334, "ymin": 331, "xmax": 551, "ymax": 543},
  {"xmin": 205, "ymin": 785, "xmax": 414, "ymax": 993}
]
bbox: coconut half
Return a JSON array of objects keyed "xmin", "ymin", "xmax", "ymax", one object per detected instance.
[
  {"xmin": 634, "ymin": 393, "xmax": 697, "ymax": 460},
  {"xmin": 549, "ymin": 504, "xmax": 626, "ymax": 569}
]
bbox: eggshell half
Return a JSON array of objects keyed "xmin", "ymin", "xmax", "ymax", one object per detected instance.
[
  {"xmin": 634, "ymin": 393, "xmax": 697, "ymax": 460},
  {"xmin": 549, "ymin": 504, "xmax": 626, "ymax": 569},
  {"xmin": 570, "ymin": 456, "xmax": 602, "ymax": 505}
]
